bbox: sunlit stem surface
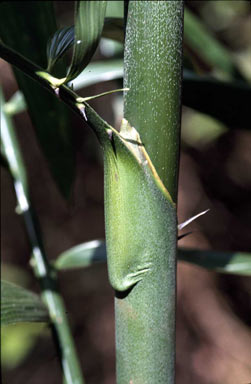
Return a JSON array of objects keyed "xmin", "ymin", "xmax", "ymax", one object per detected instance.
[{"xmin": 113, "ymin": 1, "xmax": 184, "ymax": 383}]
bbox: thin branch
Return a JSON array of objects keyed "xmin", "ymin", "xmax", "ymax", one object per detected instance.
[{"xmin": 0, "ymin": 40, "xmax": 113, "ymax": 141}]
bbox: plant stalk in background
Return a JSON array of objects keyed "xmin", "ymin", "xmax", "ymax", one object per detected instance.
[{"xmin": 1, "ymin": 89, "xmax": 84, "ymax": 384}]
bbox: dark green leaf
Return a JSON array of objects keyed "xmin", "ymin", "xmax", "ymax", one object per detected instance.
[
  {"xmin": 1, "ymin": 280, "xmax": 48, "ymax": 325},
  {"xmin": 66, "ymin": 0, "xmax": 107, "ymax": 82},
  {"xmin": 184, "ymin": 8, "xmax": 241, "ymax": 78},
  {"xmin": 0, "ymin": 1, "xmax": 75, "ymax": 199},
  {"xmin": 179, "ymin": 249, "xmax": 251, "ymax": 276},
  {"xmin": 183, "ymin": 69, "xmax": 251, "ymax": 129},
  {"xmin": 47, "ymin": 26, "xmax": 74, "ymax": 73}
]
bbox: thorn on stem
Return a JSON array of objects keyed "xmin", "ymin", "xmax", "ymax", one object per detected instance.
[
  {"xmin": 178, "ymin": 231, "xmax": 193, "ymax": 240},
  {"xmin": 107, "ymin": 129, "xmax": 113, "ymax": 141},
  {"xmin": 54, "ymin": 87, "xmax": 60, "ymax": 98},
  {"xmin": 79, "ymin": 105, "xmax": 87, "ymax": 121},
  {"xmin": 178, "ymin": 209, "xmax": 210, "ymax": 231}
]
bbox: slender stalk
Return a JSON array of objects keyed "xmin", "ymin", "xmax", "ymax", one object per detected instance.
[
  {"xmin": 1, "ymin": 88, "xmax": 84, "ymax": 384},
  {"xmin": 113, "ymin": 1, "xmax": 183, "ymax": 383}
]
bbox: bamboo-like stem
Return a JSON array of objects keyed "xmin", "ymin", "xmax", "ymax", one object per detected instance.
[
  {"xmin": 124, "ymin": 1, "xmax": 184, "ymax": 201},
  {"xmin": 1, "ymin": 88, "xmax": 84, "ymax": 384},
  {"xmin": 113, "ymin": 2, "xmax": 184, "ymax": 383}
]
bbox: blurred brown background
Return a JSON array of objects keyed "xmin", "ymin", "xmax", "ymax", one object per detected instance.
[{"xmin": 1, "ymin": 1, "xmax": 251, "ymax": 383}]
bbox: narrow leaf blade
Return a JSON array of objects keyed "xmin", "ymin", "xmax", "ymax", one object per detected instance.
[
  {"xmin": 1, "ymin": 280, "xmax": 48, "ymax": 325},
  {"xmin": 179, "ymin": 249, "xmax": 251, "ymax": 276},
  {"xmin": 47, "ymin": 26, "xmax": 75, "ymax": 73},
  {"xmin": 66, "ymin": 0, "xmax": 107, "ymax": 82},
  {"xmin": 184, "ymin": 8, "xmax": 240, "ymax": 77},
  {"xmin": 55, "ymin": 240, "xmax": 106, "ymax": 270}
]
